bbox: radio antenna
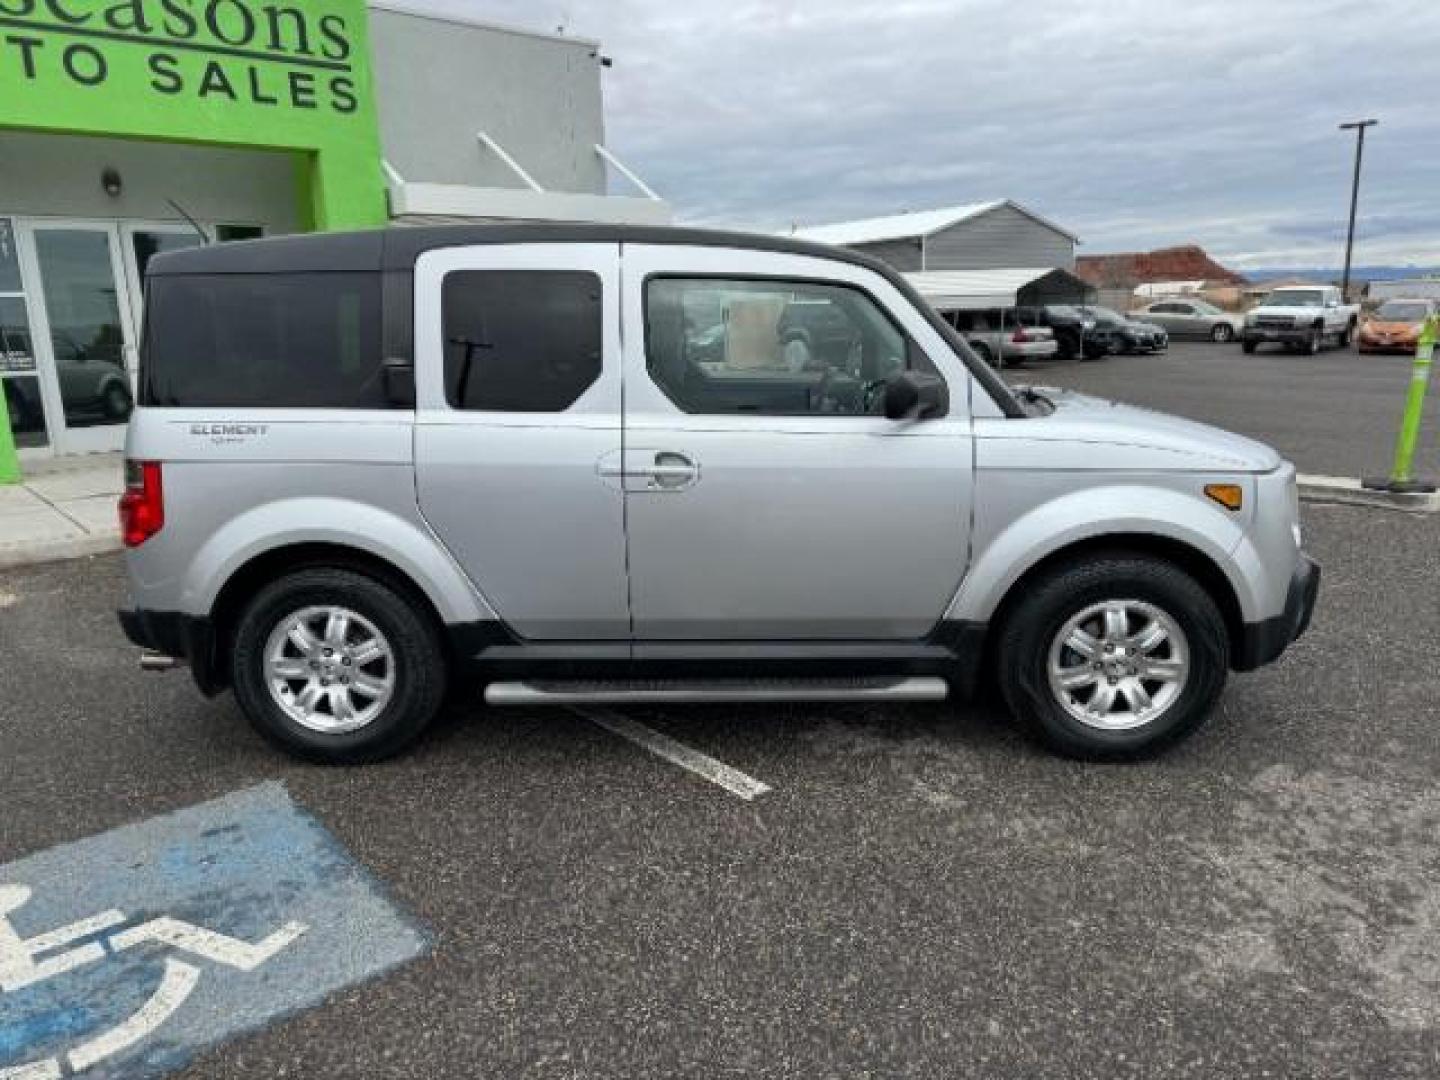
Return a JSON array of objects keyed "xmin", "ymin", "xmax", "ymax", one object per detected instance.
[{"xmin": 166, "ymin": 199, "xmax": 212, "ymax": 245}]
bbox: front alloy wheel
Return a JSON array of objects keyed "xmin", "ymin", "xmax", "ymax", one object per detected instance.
[
  {"xmin": 1046, "ymin": 600, "xmax": 1189, "ymax": 730},
  {"xmin": 996, "ymin": 553, "xmax": 1228, "ymax": 759}
]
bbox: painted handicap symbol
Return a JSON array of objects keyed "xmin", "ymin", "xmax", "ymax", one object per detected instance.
[{"xmin": 0, "ymin": 884, "xmax": 306, "ymax": 1078}]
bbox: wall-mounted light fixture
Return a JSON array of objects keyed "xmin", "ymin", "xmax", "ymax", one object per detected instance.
[{"xmin": 101, "ymin": 167, "xmax": 122, "ymax": 198}]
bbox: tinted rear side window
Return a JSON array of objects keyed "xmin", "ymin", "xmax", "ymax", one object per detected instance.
[
  {"xmin": 442, "ymin": 270, "xmax": 602, "ymax": 412},
  {"xmin": 142, "ymin": 273, "xmax": 384, "ymax": 408}
]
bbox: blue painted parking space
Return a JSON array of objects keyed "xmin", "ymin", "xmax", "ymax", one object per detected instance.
[{"xmin": 0, "ymin": 784, "xmax": 429, "ymax": 1079}]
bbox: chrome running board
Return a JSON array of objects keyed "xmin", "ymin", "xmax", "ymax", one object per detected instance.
[{"xmin": 483, "ymin": 677, "xmax": 949, "ymax": 707}]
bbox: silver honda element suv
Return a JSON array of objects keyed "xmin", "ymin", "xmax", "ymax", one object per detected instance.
[{"xmin": 119, "ymin": 225, "xmax": 1318, "ymax": 763}]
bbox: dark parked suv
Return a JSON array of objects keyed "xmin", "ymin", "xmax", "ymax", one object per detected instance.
[{"xmin": 1015, "ymin": 305, "xmax": 1117, "ymax": 361}]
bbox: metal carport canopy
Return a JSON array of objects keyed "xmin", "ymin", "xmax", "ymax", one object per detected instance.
[{"xmin": 904, "ymin": 267, "xmax": 1084, "ymax": 309}]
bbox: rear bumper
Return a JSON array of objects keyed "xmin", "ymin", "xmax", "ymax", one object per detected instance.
[
  {"xmin": 118, "ymin": 605, "xmax": 225, "ymax": 695},
  {"xmin": 1001, "ymin": 341, "xmax": 1059, "ymax": 360},
  {"xmin": 1234, "ymin": 555, "xmax": 1320, "ymax": 671}
]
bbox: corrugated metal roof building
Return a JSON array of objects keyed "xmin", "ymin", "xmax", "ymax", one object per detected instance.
[
  {"xmin": 791, "ymin": 200, "xmax": 1079, "ymax": 274},
  {"xmin": 904, "ymin": 267, "xmax": 1092, "ymax": 310}
]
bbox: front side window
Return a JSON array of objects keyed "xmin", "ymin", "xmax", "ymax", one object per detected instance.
[
  {"xmin": 443, "ymin": 271, "xmax": 602, "ymax": 412},
  {"xmin": 142, "ymin": 272, "xmax": 382, "ymax": 408},
  {"xmin": 645, "ymin": 277, "xmax": 937, "ymax": 417}
]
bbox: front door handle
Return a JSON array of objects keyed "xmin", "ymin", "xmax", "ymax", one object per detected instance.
[
  {"xmin": 595, "ymin": 449, "xmax": 700, "ymax": 492},
  {"xmin": 646, "ymin": 451, "xmax": 698, "ymax": 491}
]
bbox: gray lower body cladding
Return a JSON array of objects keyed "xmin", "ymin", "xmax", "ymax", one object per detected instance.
[{"xmin": 118, "ymin": 558, "xmax": 1320, "ymax": 699}]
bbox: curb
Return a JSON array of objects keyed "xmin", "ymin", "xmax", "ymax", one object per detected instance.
[
  {"xmin": 0, "ymin": 532, "xmax": 123, "ymax": 571},
  {"xmin": 1298, "ymin": 474, "xmax": 1440, "ymax": 514}
]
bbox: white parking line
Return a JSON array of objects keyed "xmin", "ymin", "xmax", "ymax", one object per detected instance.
[{"xmin": 578, "ymin": 708, "xmax": 773, "ymax": 801}]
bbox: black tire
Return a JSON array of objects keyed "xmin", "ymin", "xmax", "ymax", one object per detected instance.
[
  {"xmin": 1241, "ymin": 340, "xmax": 1257, "ymax": 354},
  {"xmin": 101, "ymin": 383, "xmax": 132, "ymax": 420},
  {"xmin": 995, "ymin": 553, "xmax": 1229, "ymax": 760},
  {"xmin": 1339, "ymin": 320, "xmax": 1355, "ymax": 348},
  {"xmin": 231, "ymin": 568, "xmax": 447, "ymax": 764},
  {"xmin": 1306, "ymin": 326, "xmax": 1323, "ymax": 355},
  {"xmin": 1056, "ymin": 331, "xmax": 1080, "ymax": 362},
  {"xmin": 1211, "ymin": 323, "xmax": 1234, "ymax": 343}
]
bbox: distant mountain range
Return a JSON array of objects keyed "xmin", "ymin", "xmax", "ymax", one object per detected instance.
[{"xmin": 1243, "ymin": 265, "xmax": 1440, "ymax": 284}]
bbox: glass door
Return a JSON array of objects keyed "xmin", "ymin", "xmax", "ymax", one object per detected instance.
[
  {"xmin": 17, "ymin": 222, "xmax": 139, "ymax": 456},
  {"xmin": 0, "ymin": 219, "xmax": 50, "ymax": 452},
  {"xmin": 119, "ymin": 223, "xmax": 207, "ymax": 338}
]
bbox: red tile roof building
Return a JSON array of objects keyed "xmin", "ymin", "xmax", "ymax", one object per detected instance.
[{"xmin": 1076, "ymin": 245, "xmax": 1247, "ymax": 289}]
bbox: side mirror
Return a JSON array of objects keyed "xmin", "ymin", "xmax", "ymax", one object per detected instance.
[{"xmin": 883, "ymin": 370, "xmax": 947, "ymax": 421}]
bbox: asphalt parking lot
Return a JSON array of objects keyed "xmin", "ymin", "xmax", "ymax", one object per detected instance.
[
  {"xmin": 2, "ymin": 494, "xmax": 1439, "ymax": 1076},
  {"xmin": 1003, "ymin": 340, "xmax": 1437, "ymax": 479}
]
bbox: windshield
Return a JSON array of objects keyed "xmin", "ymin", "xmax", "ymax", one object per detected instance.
[
  {"xmin": 1047, "ymin": 305, "xmax": 1082, "ymax": 320},
  {"xmin": 1374, "ymin": 301, "xmax": 1430, "ymax": 322},
  {"xmin": 1081, "ymin": 306, "xmax": 1124, "ymax": 322},
  {"xmin": 1189, "ymin": 300, "xmax": 1224, "ymax": 316},
  {"xmin": 1266, "ymin": 290, "xmax": 1325, "ymax": 308}
]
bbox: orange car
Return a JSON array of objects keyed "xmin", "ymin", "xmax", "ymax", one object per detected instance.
[{"xmin": 1357, "ymin": 298, "xmax": 1438, "ymax": 354}]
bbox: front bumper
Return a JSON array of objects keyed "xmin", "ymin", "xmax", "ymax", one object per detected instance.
[
  {"xmin": 1358, "ymin": 337, "xmax": 1417, "ymax": 354},
  {"xmin": 1243, "ymin": 326, "xmax": 1309, "ymax": 345},
  {"xmin": 1234, "ymin": 555, "xmax": 1320, "ymax": 671},
  {"xmin": 118, "ymin": 605, "xmax": 225, "ymax": 695}
]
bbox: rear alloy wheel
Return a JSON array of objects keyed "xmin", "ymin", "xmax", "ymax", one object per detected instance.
[
  {"xmin": 1211, "ymin": 323, "xmax": 1234, "ymax": 343},
  {"xmin": 263, "ymin": 606, "xmax": 396, "ymax": 735},
  {"xmin": 232, "ymin": 568, "xmax": 446, "ymax": 764},
  {"xmin": 997, "ymin": 554, "xmax": 1229, "ymax": 759}
]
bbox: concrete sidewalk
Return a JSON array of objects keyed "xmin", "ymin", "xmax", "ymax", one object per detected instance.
[{"xmin": 0, "ymin": 453, "xmax": 123, "ymax": 570}]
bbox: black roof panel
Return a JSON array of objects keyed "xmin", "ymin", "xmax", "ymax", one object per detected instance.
[
  {"xmin": 145, "ymin": 223, "xmax": 878, "ymax": 277},
  {"xmin": 146, "ymin": 229, "xmax": 385, "ymax": 276}
]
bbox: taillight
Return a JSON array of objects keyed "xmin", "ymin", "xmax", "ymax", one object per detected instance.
[
  {"xmin": 1012, "ymin": 328, "xmax": 1032, "ymax": 343},
  {"xmin": 119, "ymin": 461, "xmax": 164, "ymax": 548}
]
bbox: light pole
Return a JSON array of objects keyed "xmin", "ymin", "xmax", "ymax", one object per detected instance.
[{"xmin": 1338, "ymin": 118, "xmax": 1378, "ymax": 301}]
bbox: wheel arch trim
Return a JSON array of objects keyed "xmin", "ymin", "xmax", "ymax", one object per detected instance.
[
  {"xmin": 179, "ymin": 498, "xmax": 499, "ymax": 627},
  {"xmin": 946, "ymin": 488, "xmax": 1260, "ymax": 629}
]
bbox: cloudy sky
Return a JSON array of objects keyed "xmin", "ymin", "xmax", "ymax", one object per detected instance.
[{"xmin": 393, "ymin": 0, "xmax": 1439, "ymax": 270}]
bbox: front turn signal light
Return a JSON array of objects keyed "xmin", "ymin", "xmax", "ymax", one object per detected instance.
[{"xmin": 1205, "ymin": 483, "xmax": 1244, "ymax": 511}]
